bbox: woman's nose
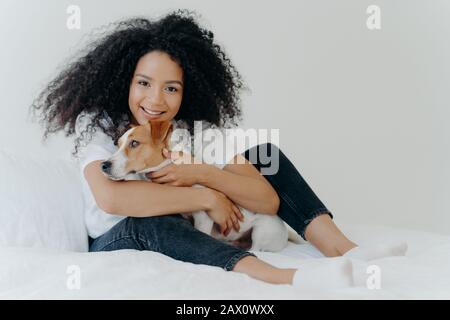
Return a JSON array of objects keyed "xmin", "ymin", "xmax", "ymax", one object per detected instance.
[{"xmin": 144, "ymin": 88, "xmax": 164, "ymax": 106}]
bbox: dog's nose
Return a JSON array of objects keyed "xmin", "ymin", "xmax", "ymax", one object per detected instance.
[{"xmin": 101, "ymin": 161, "xmax": 112, "ymax": 173}]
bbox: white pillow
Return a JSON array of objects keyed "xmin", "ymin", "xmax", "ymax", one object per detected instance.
[{"xmin": 0, "ymin": 149, "xmax": 88, "ymax": 252}]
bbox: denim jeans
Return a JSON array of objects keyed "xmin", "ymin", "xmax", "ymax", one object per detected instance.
[
  {"xmin": 242, "ymin": 143, "xmax": 333, "ymax": 240},
  {"xmin": 89, "ymin": 143, "xmax": 333, "ymax": 271}
]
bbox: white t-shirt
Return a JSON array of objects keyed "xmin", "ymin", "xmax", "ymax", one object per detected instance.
[{"xmin": 74, "ymin": 111, "xmax": 246, "ymax": 239}]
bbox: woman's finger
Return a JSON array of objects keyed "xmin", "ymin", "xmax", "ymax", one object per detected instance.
[
  {"xmin": 148, "ymin": 165, "xmax": 174, "ymax": 179},
  {"xmin": 222, "ymin": 225, "xmax": 229, "ymax": 237},
  {"xmin": 151, "ymin": 175, "xmax": 172, "ymax": 184},
  {"xmin": 230, "ymin": 209, "xmax": 240, "ymax": 232},
  {"xmin": 232, "ymin": 217, "xmax": 240, "ymax": 232},
  {"xmin": 224, "ymin": 220, "xmax": 233, "ymax": 236},
  {"xmin": 232, "ymin": 204, "xmax": 244, "ymax": 222},
  {"xmin": 170, "ymin": 150, "xmax": 184, "ymax": 161},
  {"xmin": 162, "ymin": 148, "xmax": 172, "ymax": 159},
  {"xmin": 220, "ymin": 223, "xmax": 227, "ymax": 235}
]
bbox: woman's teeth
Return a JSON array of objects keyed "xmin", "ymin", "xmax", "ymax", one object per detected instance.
[{"xmin": 141, "ymin": 107, "xmax": 164, "ymax": 115}]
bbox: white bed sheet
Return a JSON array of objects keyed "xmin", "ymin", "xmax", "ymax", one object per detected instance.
[{"xmin": 1, "ymin": 223, "xmax": 449, "ymax": 299}]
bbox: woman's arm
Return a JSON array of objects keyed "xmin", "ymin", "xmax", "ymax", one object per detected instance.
[
  {"xmin": 198, "ymin": 154, "xmax": 280, "ymax": 215},
  {"xmin": 84, "ymin": 160, "xmax": 211, "ymax": 217}
]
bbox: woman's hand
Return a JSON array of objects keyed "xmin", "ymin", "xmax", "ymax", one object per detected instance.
[
  {"xmin": 204, "ymin": 189, "xmax": 245, "ymax": 236},
  {"xmin": 146, "ymin": 148, "xmax": 205, "ymax": 187}
]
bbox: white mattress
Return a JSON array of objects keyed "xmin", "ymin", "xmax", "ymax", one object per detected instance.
[{"xmin": 1, "ymin": 223, "xmax": 449, "ymax": 299}]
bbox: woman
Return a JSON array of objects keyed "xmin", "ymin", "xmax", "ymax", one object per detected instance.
[{"xmin": 31, "ymin": 10, "xmax": 406, "ymax": 288}]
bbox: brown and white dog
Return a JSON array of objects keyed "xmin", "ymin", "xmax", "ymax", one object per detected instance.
[{"xmin": 101, "ymin": 120, "xmax": 302, "ymax": 251}]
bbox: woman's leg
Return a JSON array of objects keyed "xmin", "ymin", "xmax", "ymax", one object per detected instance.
[
  {"xmin": 303, "ymin": 214, "xmax": 357, "ymax": 256},
  {"xmin": 90, "ymin": 214, "xmax": 296, "ymax": 284},
  {"xmin": 242, "ymin": 143, "xmax": 357, "ymax": 257}
]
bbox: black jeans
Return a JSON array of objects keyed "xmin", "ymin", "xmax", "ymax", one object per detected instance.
[
  {"xmin": 89, "ymin": 143, "xmax": 333, "ymax": 271},
  {"xmin": 243, "ymin": 143, "xmax": 333, "ymax": 240}
]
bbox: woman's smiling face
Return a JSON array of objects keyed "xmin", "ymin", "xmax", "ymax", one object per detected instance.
[{"xmin": 129, "ymin": 50, "xmax": 184, "ymax": 125}]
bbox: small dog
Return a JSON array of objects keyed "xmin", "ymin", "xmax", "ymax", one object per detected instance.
[{"xmin": 101, "ymin": 120, "xmax": 302, "ymax": 251}]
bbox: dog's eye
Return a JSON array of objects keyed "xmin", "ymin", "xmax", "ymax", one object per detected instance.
[{"xmin": 129, "ymin": 140, "xmax": 140, "ymax": 148}]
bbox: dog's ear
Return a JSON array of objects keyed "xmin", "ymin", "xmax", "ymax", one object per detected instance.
[
  {"xmin": 162, "ymin": 123, "xmax": 173, "ymax": 146},
  {"xmin": 150, "ymin": 121, "xmax": 173, "ymax": 145}
]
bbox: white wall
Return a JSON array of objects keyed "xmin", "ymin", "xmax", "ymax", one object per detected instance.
[{"xmin": 0, "ymin": 0, "xmax": 448, "ymax": 234}]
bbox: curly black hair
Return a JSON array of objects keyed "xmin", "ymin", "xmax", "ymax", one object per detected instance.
[{"xmin": 30, "ymin": 9, "xmax": 246, "ymax": 157}]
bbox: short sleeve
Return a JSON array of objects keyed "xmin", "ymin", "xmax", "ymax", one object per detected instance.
[{"xmin": 74, "ymin": 112, "xmax": 117, "ymax": 173}]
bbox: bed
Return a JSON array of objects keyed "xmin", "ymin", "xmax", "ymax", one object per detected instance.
[{"xmin": 2, "ymin": 224, "xmax": 450, "ymax": 299}]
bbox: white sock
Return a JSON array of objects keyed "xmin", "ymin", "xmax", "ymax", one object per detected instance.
[
  {"xmin": 343, "ymin": 241, "xmax": 408, "ymax": 261},
  {"xmin": 292, "ymin": 257, "xmax": 354, "ymax": 290}
]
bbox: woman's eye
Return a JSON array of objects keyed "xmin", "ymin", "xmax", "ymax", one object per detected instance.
[
  {"xmin": 129, "ymin": 140, "xmax": 140, "ymax": 148},
  {"xmin": 166, "ymin": 87, "xmax": 178, "ymax": 93},
  {"xmin": 138, "ymin": 80, "xmax": 149, "ymax": 87}
]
